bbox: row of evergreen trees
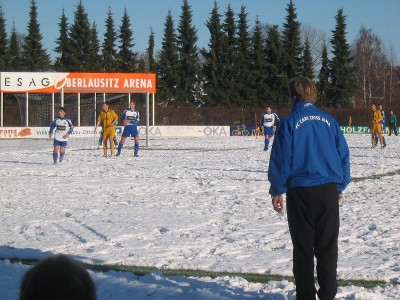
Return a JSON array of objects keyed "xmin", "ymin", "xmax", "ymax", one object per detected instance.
[{"xmin": 0, "ymin": 0, "xmax": 356, "ymax": 107}]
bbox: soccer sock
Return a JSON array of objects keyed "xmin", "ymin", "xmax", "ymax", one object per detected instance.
[
  {"xmin": 375, "ymin": 136, "xmax": 378, "ymax": 145},
  {"xmin": 265, "ymin": 139, "xmax": 270, "ymax": 149},
  {"xmin": 103, "ymin": 144, "xmax": 107, "ymax": 156},
  {"xmin": 53, "ymin": 152, "xmax": 58, "ymax": 163},
  {"xmin": 59, "ymin": 151, "xmax": 65, "ymax": 162},
  {"xmin": 110, "ymin": 142, "xmax": 115, "ymax": 155},
  {"xmin": 134, "ymin": 143, "xmax": 139, "ymax": 156},
  {"xmin": 117, "ymin": 142, "xmax": 123, "ymax": 154}
]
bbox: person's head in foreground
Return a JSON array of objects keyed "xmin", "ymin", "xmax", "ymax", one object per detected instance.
[
  {"xmin": 20, "ymin": 254, "xmax": 96, "ymax": 300},
  {"xmin": 288, "ymin": 76, "xmax": 317, "ymax": 104}
]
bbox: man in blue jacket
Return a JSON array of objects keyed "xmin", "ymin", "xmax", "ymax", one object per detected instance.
[{"xmin": 268, "ymin": 77, "xmax": 350, "ymax": 300}]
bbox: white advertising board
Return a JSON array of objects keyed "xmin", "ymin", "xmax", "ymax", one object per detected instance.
[{"xmin": 0, "ymin": 126, "xmax": 231, "ymax": 139}]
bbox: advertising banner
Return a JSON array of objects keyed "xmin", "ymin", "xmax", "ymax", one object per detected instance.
[
  {"xmin": 340, "ymin": 126, "xmax": 371, "ymax": 134},
  {"xmin": 0, "ymin": 126, "xmax": 231, "ymax": 139},
  {"xmin": 0, "ymin": 72, "xmax": 156, "ymax": 94},
  {"xmin": 230, "ymin": 125, "xmax": 259, "ymax": 136},
  {"xmin": 1, "ymin": 126, "xmax": 394, "ymax": 139}
]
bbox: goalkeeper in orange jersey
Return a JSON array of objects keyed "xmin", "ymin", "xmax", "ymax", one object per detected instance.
[
  {"xmin": 371, "ymin": 103, "xmax": 385, "ymax": 148},
  {"xmin": 95, "ymin": 103, "xmax": 118, "ymax": 157}
]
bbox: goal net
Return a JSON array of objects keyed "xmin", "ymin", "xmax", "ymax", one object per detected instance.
[{"xmin": 11, "ymin": 93, "xmax": 146, "ymax": 127}]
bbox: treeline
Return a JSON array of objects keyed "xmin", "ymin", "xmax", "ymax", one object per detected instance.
[{"xmin": 0, "ymin": 0, "xmax": 398, "ymax": 109}]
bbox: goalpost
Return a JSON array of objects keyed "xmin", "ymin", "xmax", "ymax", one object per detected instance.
[{"xmin": 0, "ymin": 72, "xmax": 156, "ymax": 147}]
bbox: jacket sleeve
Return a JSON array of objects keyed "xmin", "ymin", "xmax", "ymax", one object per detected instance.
[
  {"xmin": 67, "ymin": 119, "xmax": 74, "ymax": 134},
  {"xmin": 268, "ymin": 119, "xmax": 292, "ymax": 195},
  {"xmin": 335, "ymin": 124, "xmax": 350, "ymax": 193},
  {"xmin": 120, "ymin": 111, "xmax": 126, "ymax": 123},
  {"xmin": 274, "ymin": 113, "xmax": 280, "ymax": 127},
  {"xmin": 97, "ymin": 114, "xmax": 102, "ymax": 126},
  {"xmin": 111, "ymin": 110, "xmax": 118, "ymax": 123},
  {"xmin": 49, "ymin": 119, "xmax": 56, "ymax": 134}
]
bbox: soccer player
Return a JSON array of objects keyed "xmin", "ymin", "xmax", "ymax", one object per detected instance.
[
  {"xmin": 371, "ymin": 103, "xmax": 385, "ymax": 148},
  {"xmin": 116, "ymin": 100, "xmax": 140, "ymax": 157},
  {"xmin": 374, "ymin": 103, "xmax": 387, "ymax": 146},
  {"xmin": 95, "ymin": 103, "xmax": 118, "ymax": 157},
  {"xmin": 268, "ymin": 77, "xmax": 350, "ymax": 300},
  {"xmin": 378, "ymin": 103, "xmax": 387, "ymax": 147},
  {"xmin": 49, "ymin": 107, "xmax": 73, "ymax": 164},
  {"xmin": 388, "ymin": 110, "xmax": 398, "ymax": 136},
  {"xmin": 259, "ymin": 106, "xmax": 280, "ymax": 151}
]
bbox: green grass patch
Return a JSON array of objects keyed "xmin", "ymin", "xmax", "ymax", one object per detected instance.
[
  {"xmin": 2, "ymin": 256, "xmax": 390, "ymax": 288},
  {"xmin": 352, "ymin": 168, "xmax": 400, "ymax": 182}
]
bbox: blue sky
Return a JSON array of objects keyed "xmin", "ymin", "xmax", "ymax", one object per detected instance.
[{"xmin": 2, "ymin": 0, "xmax": 400, "ymax": 62}]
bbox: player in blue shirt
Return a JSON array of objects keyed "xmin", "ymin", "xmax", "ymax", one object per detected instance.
[
  {"xmin": 116, "ymin": 100, "xmax": 140, "ymax": 157},
  {"xmin": 259, "ymin": 106, "xmax": 280, "ymax": 151},
  {"xmin": 49, "ymin": 107, "xmax": 74, "ymax": 164}
]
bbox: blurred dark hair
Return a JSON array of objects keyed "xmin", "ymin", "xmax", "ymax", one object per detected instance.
[{"xmin": 20, "ymin": 254, "xmax": 96, "ymax": 300}]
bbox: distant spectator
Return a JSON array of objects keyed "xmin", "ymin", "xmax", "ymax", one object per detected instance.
[
  {"xmin": 388, "ymin": 110, "xmax": 398, "ymax": 136},
  {"xmin": 20, "ymin": 254, "xmax": 96, "ymax": 300}
]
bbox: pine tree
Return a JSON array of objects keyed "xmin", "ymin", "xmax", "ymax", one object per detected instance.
[
  {"xmin": 250, "ymin": 17, "xmax": 267, "ymax": 106},
  {"xmin": 137, "ymin": 56, "xmax": 146, "ymax": 72},
  {"xmin": 118, "ymin": 8, "xmax": 137, "ymax": 72},
  {"xmin": 176, "ymin": 0, "xmax": 201, "ymax": 105},
  {"xmin": 329, "ymin": 8, "xmax": 356, "ymax": 107},
  {"xmin": 281, "ymin": 0, "xmax": 302, "ymax": 79},
  {"xmin": 54, "ymin": 9, "xmax": 72, "ymax": 71},
  {"xmin": 157, "ymin": 11, "xmax": 180, "ymax": 104},
  {"xmin": 88, "ymin": 21, "xmax": 102, "ymax": 72},
  {"xmin": 302, "ymin": 37, "xmax": 314, "ymax": 79},
  {"xmin": 22, "ymin": 0, "xmax": 50, "ymax": 71},
  {"xmin": 147, "ymin": 27, "xmax": 156, "ymax": 72},
  {"xmin": 236, "ymin": 5, "xmax": 253, "ymax": 106},
  {"xmin": 317, "ymin": 42, "xmax": 331, "ymax": 105},
  {"xmin": 0, "ymin": 6, "xmax": 8, "ymax": 70},
  {"xmin": 6, "ymin": 22, "xmax": 21, "ymax": 71},
  {"xmin": 201, "ymin": 1, "xmax": 226, "ymax": 106},
  {"xmin": 102, "ymin": 7, "xmax": 118, "ymax": 72},
  {"xmin": 221, "ymin": 4, "xmax": 239, "ymax": 105},
  {"xmin": 265, "ymin": 25, "xmax": 288, "ymax": 105},
  {"xmin": 69, "ymin": 0, "xmax": 92, "ymax": 71}
]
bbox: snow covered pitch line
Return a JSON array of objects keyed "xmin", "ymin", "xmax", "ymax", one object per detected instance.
[{"xmin": 0, "ymin": 135, "xmax": 399, "ymax": 299}]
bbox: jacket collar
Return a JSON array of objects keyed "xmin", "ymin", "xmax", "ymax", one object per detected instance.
[{"xmin": 292, "ymin": 101, "xmax": 314, "ymax": 112}]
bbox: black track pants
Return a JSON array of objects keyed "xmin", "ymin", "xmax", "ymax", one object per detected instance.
[{"xmin": 286, "ymin": 183, "xmax": 339, "ymax": 300}]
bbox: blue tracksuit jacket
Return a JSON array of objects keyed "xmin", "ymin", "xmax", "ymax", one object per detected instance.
[{"xmin": 268, "ymin": 101, "xmax": 350, "ymax": 196}]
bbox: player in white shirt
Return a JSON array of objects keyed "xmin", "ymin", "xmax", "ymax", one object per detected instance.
[
  {"xmin": 116, "ymin": 100, "xmax": 140, "ymax": 157},
  {"xmin": 49, "ymin": 107, "xmax": 74, "ymax": 164},
  {"xmin": 259, "ymin": 106, "xmax": 280, "ymax": 151}
]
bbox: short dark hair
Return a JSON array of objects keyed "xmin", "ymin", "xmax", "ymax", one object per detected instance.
[
  {"xmin": 20, "ymin": 254, "xmax": 96, "ymax": 300},
  {"xmin": 59, "ymin": 107, "xmax": 66, "ymax": 113}
]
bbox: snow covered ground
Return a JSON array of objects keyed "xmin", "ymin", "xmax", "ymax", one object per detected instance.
[{"xmin": 0, "ymin": 134, "xmax": 399, "ymax": 299}]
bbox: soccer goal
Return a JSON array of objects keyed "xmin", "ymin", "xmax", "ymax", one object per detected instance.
[{"xmin": 0, "ymin": 72, "xmax": 156, "ymax": 147}]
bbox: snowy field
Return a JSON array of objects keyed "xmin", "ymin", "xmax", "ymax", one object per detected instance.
[{"xmin": 0, "ymin": 134, "xmax": 399, "ymax": 299}]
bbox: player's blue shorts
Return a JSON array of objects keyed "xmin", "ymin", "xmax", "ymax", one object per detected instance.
[
  {"xmin": 54, "ymin": 139, "xmax": 68, "ymax": 147},
  {"xmin": 122, "ymin": 125, "xmax": 139, "ymax": 138},
  {"xmin": 263, "ymin": 126, "xmax": 274, "ymax": 136}
]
